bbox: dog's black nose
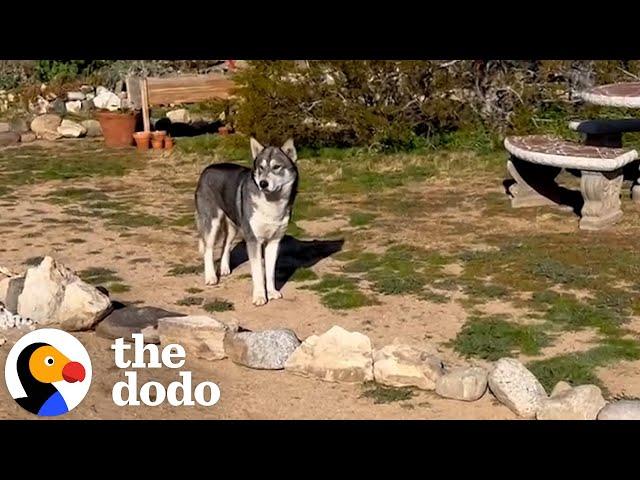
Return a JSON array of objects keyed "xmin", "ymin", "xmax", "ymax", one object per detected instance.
[{"xmin": 259, "ymin": 180, "xmax": 268, "ymax": 189}]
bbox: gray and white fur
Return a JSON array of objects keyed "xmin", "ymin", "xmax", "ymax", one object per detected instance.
[{"xmin": 195, "ymin": 138, "xmax": 298, "ymax": 306}]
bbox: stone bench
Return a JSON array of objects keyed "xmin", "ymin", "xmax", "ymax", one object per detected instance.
[
  {"xmin": 568, "ymin": 118, "xmax": 640, "ymax": 147},
  {"xmin": 504, "ymin": 135, "xmax": 639, "ymax": 230}
]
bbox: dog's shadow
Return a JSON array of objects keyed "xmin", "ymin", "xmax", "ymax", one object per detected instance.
[{"xmin": 229, "ymin": 235, "xmax": 344, "ymax": 290}]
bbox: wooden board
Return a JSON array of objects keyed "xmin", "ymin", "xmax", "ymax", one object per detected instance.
[{"xmin": 146, "ymin": 74, "xmax": 236, "ymax": 105}]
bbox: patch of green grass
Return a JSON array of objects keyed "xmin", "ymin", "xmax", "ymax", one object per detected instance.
[
  {"xmin": 360, "ymin": 382, "xmax": 416, "ymax": 404},
  {"xmin": 0, "ymin": 146, "xmax": 143, "ymax": 193},
  {"xmin": 289, "ymin": 268, "xmax": 319, "ymax": 282},
  {"xmin": 24, "ymin": 256, "xmax": 44, "ymax": 266},
  {"xmin": 186, "ymin": 287, "xmax": 204, "ymax": 294},
  {"xmin": 528, "ymin": 338, "xmax": 640, "ymax": 394},
  {"xmin": 107, "ymin": 282, "xmax": 131, "ymax": 293},
  {"xmin": 349, "ymin": 211, "xmax": 377, "ymax": 227},
  {"xmin": 203, "ymin": 299, "xmax": 234, "ymax": 312},
  {"xmin": 305, "ymin": 274, "xmax": 378, "ymax": 310},
  {"xmin": 463, "ymin": 281, "xmax": 510, "ymax": 302},
  {"xmin": 450, "ymin": 315, "xmax": 551, "ymax": 361},
  {"xmin": 46, "ymin": 187, "xmax": 109, "ymax": 204},
  {"xmin": 102, "ymin": 211, "xmax": 165, "ymax": 229},
  {"xmin": 527, "ymin": 259, "xmax": 587, "ymax": 286},
  {"xmin": 293, "ymin": 196, "xmax": 334, "ymax": 221},
  {"xmin": 166, "ymin": 264, "xmax": 203, "ymax": 276},
  {"xmin": 287, "ymin": 221, "xmax": 306, "ymax": 238},
  {"xmin": 78, "ymin": 267, "xmax": 122, "ymax": 285},
  {"xmin": 171, "ymin": 214, "xmax": 194, "ymax": 227},
  {"xmin": 342, "ymin": 244, "xmax": 450, "ymax": 297},
  {"xmin": 542, "ymin": 295, "xmax": 623, "ymax": 337},
  {"xmin": 177, "ymin": 134, "xmax": 251, "ymax": 163},
  {"xmin": 176, "ymin": 296, "xmax": 204, "ymax": 306}
]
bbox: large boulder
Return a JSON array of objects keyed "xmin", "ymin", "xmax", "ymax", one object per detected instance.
[
  {"xmin": 81, "ymin": 119, "xmax": 102, "ymax": 137},
  {"xmin": 158, "ymin": 315, "xmax": 236, "ymax": 361},
  {"xmin": 373, "ymin": 343, "xmax": 444, "ymax": 390},
  {"xmin": 597, "ymin": 400, "xmax": 640, "ymax": 420},
  {"xmin": 30, "ymin": 114, "xmax": 62, "ymax": 140},
  {"xmin": 488, "ymin": 358, "xmax": 547, "ymax": 418},
  {"xmin": 284, "ymin": 325, "xmax": 374, "ymax": 383},
  {"xmin": 536, "ymin": 384, "xmax": 606, "ymax": 420},
  {"xmin": 436, "ymin": 366, "xmax": 488, "ymax": 401},
  {"xmin": 57, "ymin": 119, "xmax": 87, "ymax": 138},
  {"xmin": 93, "ymin": 88, "xmax": 121, "ymax": 111},
  {"xmin": 224, "ymin": 328, "xmax": 300, "ymax": 370},
  {"xmin": 17, "ymin": 256, "xmax": 111, "ymax": 331}
]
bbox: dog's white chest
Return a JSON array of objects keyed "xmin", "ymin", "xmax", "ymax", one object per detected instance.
[{"xmin": 249, "ymin": 196, "xmax": 290, "ymax": 242}]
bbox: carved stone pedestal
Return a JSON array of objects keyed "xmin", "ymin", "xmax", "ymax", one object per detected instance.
[{"xmin": 579, "ymin": 169, "xmax": 624, "ymax": 231}]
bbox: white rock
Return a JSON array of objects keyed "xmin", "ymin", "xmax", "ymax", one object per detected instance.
[
  {"xmin": 0, "ymin": 122, "xmax": 10, "ymax": 133},
  {"xmin": 166, "ymin": 108, "xmax": 191, "ymax": 124},
  {"xmin": 17, "ymin": 256, "xmax": 111, "ymax": 331},
  {"xmin": 65, "ymin": 100, "xmax": 82, "ymax": 114},
  {"xmin": 96, "ymin": 86, "xmax": 109, "ymax": 96},
  {"xmin": 597, "ymin": 400, "xmax": 640, "ymax": 420},
  {"xmin": 57, "ymin": 119, "xmax": 87, "ymax": 138},
  {"xmin": 0, "ymin": 303, "xmax": 36, "ymax": 329},
  {"xmin": 537, "ymin": 385, "xmax": 606, "ymax": 420},
  {"xmin": 30, "ymin": 114, "xmax": 62, "ymax": 140},
  {"xmin": 67, "ymin": 91, "xmax": 86, "ymax": 101},
  {"xmin": 93, "ymin": 90, "xmax": 121, "ymax": 111},
  {"xmin": 488, "ymin": 358, "xmax": 547, "ymax": 418},
  {"xmin": 436, "ymin": 366, "xmax": 488, "ymax": 401},
  {"xmin": 157, "ymin": 315, "xmax": 234, "ymax": 361},
  {"xmin": 373, "ymin": 343, "xmax": 444, "ymax": 390},
  {"xmin": 285, "ymin": 325, "xmax": 374, "ymax": 383}
]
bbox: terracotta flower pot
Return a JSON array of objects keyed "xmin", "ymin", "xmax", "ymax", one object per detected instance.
[
  {"xmin": 218, "ymin": 126, "xmax": 229, "ymax": 136},
  {"xmin": 151, "ymin": 137, "xmax": 164, "ymax": 149},
  {"xmin": 96, "ymin": 110, "xmax": 139, "ymax": 148},
  {"xmin": 152, "ymin": 130, "xmax": 167, "ymax": 140},
  {"xmin": 133, "ymin": 131, "xmax": 151, "ymax": 151},
  {"xmin": 164, "ymin": 137, "xmax": 174, "ymax": 150}
]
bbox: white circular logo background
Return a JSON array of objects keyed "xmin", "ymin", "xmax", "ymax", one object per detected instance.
[{"xmin": 5, "ymin": 328, "xmax": 92, "ymax": 413}]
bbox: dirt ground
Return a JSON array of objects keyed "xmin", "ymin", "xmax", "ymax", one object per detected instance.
[{"xmin": 1, "ymin": 138, "xmax": 638, "ymax": 419}]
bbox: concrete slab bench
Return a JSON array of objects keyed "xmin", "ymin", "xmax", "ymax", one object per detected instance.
[
  {"xmin": 504, "ymin": 135, "xmax": 639, "ymax": 230},
  {"xmin": 568, "ymin": 118, "xmax": 640, "ymax": 147}
]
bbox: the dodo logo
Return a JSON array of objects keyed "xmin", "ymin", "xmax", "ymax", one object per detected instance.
[{"xmin": 4, "ymin": 329, "xmax": 92, "ymax": 417}]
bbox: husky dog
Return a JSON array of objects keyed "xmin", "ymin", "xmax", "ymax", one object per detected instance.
[{"xmin": 195, "ymin": 138, "xmax": 298, "ymax": 306}]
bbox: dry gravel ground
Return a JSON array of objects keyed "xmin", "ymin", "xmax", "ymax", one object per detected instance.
[{"xmin": 0, "ymin": 137, "xmax": 638, "ymax": 419}]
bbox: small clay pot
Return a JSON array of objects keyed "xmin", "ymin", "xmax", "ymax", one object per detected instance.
[
  {"xmin": 133, "ymin": 131, "xmax": 151, "ymax": 151},
  {"xmin": 164, "ymin": 136, "xmax": 174, "ymax": 149},
  {"xmin": 151, "ymin": 137, "xmax": 164, "ymax": 149},
  {"xmin": 152, "ymin": 130, "xmax": 167, "ymax": 140},
  {"xmin": 218, "ymin": 126, "xmax": 229, "ymax": 136}
]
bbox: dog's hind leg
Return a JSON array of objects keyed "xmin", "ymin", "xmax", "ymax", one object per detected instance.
[
  {"xmin": 265, "ymin": 238, "xmax": 283, "ymax": 300},
  {"xmin": 247, "ymin": 240, "xmax": 267, "ymax": 306},
  {"xmin": 204, "ymin": 213, "xmax": 222, "ymax": 285},
  {"xmin": 219, "ymin": 217, "xmax": 237, "ymax": 277}
]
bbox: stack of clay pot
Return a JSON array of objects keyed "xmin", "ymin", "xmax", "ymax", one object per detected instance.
[{"xmin": 133, "ymin": 130, "xmax": 174, "ymax": 151}]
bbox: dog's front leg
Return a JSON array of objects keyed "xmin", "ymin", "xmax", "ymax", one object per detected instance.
[
  {"xmin": 247, "ymin": 240, "xmax": 267, "ymax": 306},
  {"xmin": 265, "ymin": 238, "xmax": 282, "ymax": 300}
]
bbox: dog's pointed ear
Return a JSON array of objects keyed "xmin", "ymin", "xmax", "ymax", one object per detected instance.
[
  {"xmin": 250, "ymin": 137, "xmax": 264, "ymax": 160},
  {"xmin": 281, "ymin": 138, "xmax": 297, "ymax": 163}
]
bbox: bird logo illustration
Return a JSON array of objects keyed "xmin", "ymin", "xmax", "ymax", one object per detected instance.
[{"xmin": 5, "ymin": 329, "xmax": 92, "ymax": 417}]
